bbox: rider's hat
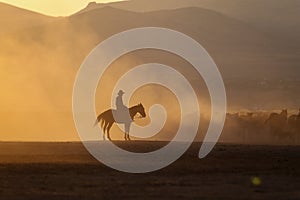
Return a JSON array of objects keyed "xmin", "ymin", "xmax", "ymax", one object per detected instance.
[{"xmin": 118, "ymin": 90, "xmax": 125, "ymax": 95}]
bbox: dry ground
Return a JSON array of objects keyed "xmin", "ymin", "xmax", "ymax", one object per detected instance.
[{"xmin": 0, "ymin": 142, "xmax": 299, "ymax": 199}]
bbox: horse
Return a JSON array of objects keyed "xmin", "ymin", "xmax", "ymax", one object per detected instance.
[
  {"xmin": 265, "ymin": 109, "xmax": 288, "ymax": 140},
  {"xmin": 94, "ymin": 103, "xmax": 146, "ymax": 141},
  {"xmin": 238, "ymin": 112, "xmax": 255, "ymax": 143},
  {"xmin": 224, "ymin": 113, "xmax": 240, "ymax": 134},
  {"xmin": 287, "ymin": 109, "xmax": 300, "ymax": 142},
  {"xmin": 288, "ymin": 113, "xmax": 298, "ymax": 132}
]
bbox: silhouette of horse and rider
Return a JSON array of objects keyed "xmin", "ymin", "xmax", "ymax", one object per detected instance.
[{"xmin": 94, "ymin": 90, "xmax": 146, "ymax": 141}]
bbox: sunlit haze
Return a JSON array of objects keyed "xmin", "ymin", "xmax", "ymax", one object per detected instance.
[
  {"xmin": 0, "ymin": 0, "xmax": 123, "ymax": 16},
  {"xmin": 0, "ymin": 0, "xmax": 299, "ymax": 142}
]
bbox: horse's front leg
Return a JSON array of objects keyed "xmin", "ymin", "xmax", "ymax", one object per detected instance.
[
  {"xmin": 123, "ymin": 124, "xmax": 127, "ymax": 141},
  {"xmin": 127, "ymin": 133, "xmax": 131, "ymax": 141},
  {"xmin": 125, "ymin": 123, "xmax": 131, "ymax": 141}
]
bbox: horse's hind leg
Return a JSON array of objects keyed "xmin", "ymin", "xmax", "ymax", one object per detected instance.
[
  {"xmin": 107, "ymin": 123, "xmax": 113, "ymax": 141},
  {"xmin": 102, "ymin": 121, "xmax": 109, "ymax": 141},
  {"xmin": 103, "ymin": 132, "xmax": 106, "ymax": 141}
]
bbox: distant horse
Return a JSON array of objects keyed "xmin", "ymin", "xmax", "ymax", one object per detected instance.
[
  {"xmin": 94, "ymin": 103, "xmax": 146, "ymax": 141},
  {"xmin": 288, "ymin": 111, "xmax": 299, "ymax": 131},
  {"xmin": 238, "ymin": 112, "xmax": 254, "ymax": 143},
  {"xmin": 225, "ymin": 112, "xmax": 240, "ymax": 129},
  {"xmin": 288, "ymin": 109, "xmax": 300, "ymax": 121},
  {"xmin": 288, "ymin": 109, "xmax": 300, "ymax": 142},
  {"xmin": 265, "ymin": 109, "xmax": 288, "ymax": 139}
]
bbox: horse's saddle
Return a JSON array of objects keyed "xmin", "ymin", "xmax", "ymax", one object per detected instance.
[{"xmin": 112, "ymin": 109, "xmax": 132, "ymax": 123}]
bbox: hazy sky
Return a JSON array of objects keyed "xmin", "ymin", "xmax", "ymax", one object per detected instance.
[{"xmin": 0, "ymin": 0, "xmax": 123, "ymax": 16}]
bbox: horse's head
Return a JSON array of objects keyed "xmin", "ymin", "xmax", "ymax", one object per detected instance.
[{"xmin": 136, "ymin": 103, "xmax": 146, "ymax": 118}]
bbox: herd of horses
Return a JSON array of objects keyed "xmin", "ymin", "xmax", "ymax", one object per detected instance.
[
  {"xmin": 225, "ymin": 109, "xmax": 300, "ymax": 143},
  {"xmin": 94, "ymin": 103, "xmax": 300, "ymax": 143}
]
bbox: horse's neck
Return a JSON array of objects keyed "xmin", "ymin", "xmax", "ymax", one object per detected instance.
[{"xmin": 129, "ymin": 106, "xmax": 139, "ymax": 117}]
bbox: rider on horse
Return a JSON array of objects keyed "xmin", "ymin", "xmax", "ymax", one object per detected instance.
[
  {"xmin": 94, "ymin": 90, "xmax": 146, "ymax": 141},
  {"xmin": 115, "ymin": 90, "xmax": 132, "ymax": 123}
]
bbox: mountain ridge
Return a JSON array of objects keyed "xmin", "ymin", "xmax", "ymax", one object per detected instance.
[{"xmin": 75, "ymin": 0, "xmax": 300, "ymax": 45}]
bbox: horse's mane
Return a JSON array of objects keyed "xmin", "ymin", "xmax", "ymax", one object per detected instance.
[{"xmin": 130, "ymin": 104, "xmax": 142, "ymax": 109}]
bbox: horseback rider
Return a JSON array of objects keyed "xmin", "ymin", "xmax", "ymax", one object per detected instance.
[
  {"xmin": 116, "ymin": 90, "xmax": 127, "ymax": 111},
  {"xmin": 94, "ymin": 90, "xmax": 146, "ymax": 141},
  {"xmin": 115, "ymin": 90, "xmax": 131, "ymax": 123}
]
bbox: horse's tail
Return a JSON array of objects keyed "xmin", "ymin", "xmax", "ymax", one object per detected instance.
[
  {"xmin": 94, "ymin": 113, "xmax": 104, "ymax": 127},
  {"xmin": 94, "ymin": 112, "xmax": 108, "ymax": 130},
  {"xmin": 94, "ymin": 118, "xmax": 99, "ymax": 127}
]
